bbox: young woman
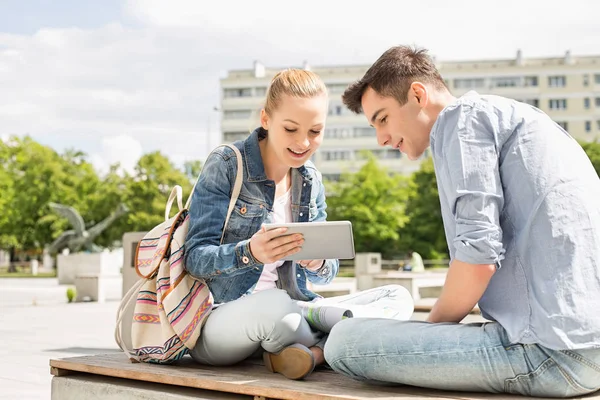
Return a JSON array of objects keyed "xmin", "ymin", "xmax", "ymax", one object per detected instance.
[{"xmin": 184, "ymin": 69, "xmax": 414, "ymax": 380}]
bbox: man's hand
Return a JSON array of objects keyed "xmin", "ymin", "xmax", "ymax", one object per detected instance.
[
  {"xmin": 427, "ymin": 259, "xmax": 496, "ymax": 323},
  {"xmin": 297, "ymin": 259, "xmax": 325, "ymax": 271}
]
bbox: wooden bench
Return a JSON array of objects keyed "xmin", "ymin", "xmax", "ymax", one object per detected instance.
[{"xmin": 49, "ymin": 353, "xmax": 599, "ymax": 400}]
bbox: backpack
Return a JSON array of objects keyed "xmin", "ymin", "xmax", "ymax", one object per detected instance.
[{"xmin": 115, "ymin": 144, "xmax": 243, "ymax": 363}]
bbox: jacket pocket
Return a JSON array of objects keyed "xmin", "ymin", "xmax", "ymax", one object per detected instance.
[{"xmin": 224, "ymin": 199, "xmax": 265, "ymax": 241}]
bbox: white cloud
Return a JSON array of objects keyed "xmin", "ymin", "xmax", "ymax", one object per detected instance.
[
  {"xmin": 90, "ymin": 135, "xmax": 143, "ymax": 175},
  {"xmin": 1, "ymin": 0, "xmax": 599, "ymax": 165}
]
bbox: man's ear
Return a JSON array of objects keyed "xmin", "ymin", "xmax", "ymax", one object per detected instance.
[
  {"xmin": 260, "ymin": 109, "xmax": 269, "ymax": 130},
  {"xmin": 410, "ymin": 82, "xmax": 428, "ymax": 108}
]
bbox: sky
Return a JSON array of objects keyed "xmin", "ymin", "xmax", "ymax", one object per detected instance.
[{"xmin": 1, "ymin": 0, "xmax": 599, "ymax": 174}]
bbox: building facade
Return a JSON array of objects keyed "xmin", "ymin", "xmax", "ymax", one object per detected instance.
[{"xmin": 219, "ymin": 51, "xmax": 600, "ymax": 180}]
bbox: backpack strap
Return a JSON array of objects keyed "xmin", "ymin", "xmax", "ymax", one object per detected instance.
[
  {"xmin": 183, "ymin": 144, "xmax": 244, "ymax": 244},
  {"xmin": 219, "ymin": 145, "xmax": 243, "ymax": 244}
]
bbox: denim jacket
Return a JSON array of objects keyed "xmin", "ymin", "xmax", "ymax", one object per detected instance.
[{"xmin": 184, "ymin": 128, "xmax": 339, "ymax": 304}]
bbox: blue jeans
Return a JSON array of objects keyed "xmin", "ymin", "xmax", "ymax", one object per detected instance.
[{"xmin": 324, "ymin": 319, "xmax": 600, "ymax": 398}]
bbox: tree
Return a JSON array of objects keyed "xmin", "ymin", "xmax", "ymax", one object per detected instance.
[
  {"xmin": 124, "ymin": 152, "xmax": 193, "ymax": 234},
  {"xmin": 0, "ymin": 140, "xmax": 17, "ymax": 250},
  {"xmin": 0, "ymin": 136, "xmax": 77, "ymax": 253},
  {"xmin": 580, "ymin": 140, "xmax": 600, "ymax": 177},
  {"xmin": 399, "ymin": 157, "xmax": 448, "ymax": 260},
  {"xmin": 184, "ymin": 160, "xmax": 203, "ymax": 184},
  {"xmin": 325, "ymin": 154, "xmax": 410, "ymax": 258}
]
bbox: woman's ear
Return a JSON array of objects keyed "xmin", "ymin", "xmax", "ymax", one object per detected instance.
[{"xmin": 260, "ymin": 109, "xmax": 269, "ymax": 130}]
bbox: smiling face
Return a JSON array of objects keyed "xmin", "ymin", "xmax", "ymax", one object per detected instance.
[
  {"xmin": 260, "ymin": 93, "xmax": 327, "ymax": 169},
  {"xmin": 361, "ymin": 85, "xmax": 432, "ymax": 160}
]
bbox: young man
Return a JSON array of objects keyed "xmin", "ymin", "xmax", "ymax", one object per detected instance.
[{"xmin": 323, "ymin": 46, "xmax": 600, "ymax": 397}]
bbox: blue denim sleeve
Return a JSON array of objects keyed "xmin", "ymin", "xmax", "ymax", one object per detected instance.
[
  {"xmin": 303, "ymin": 170, "xmax": 339, "ymax": 284},
  {"xmin": 184, "ymin": 150, "xmax": 261, "ymax": 279},
  {"xmin": 440, "ymin": 104, "xmax": 506, "ymax": 267}
]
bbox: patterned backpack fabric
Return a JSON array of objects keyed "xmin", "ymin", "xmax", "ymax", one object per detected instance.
[{"xmin": 115, "ymin": 144, "xmax": 243, "ymax": 364}]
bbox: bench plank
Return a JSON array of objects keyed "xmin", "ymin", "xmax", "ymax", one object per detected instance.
[{"xmin": 49, "ymin": 353, "xmax": 543, "ymax": 400}]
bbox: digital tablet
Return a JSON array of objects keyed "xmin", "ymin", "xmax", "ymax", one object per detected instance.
[{"xmin": 262, "ymin": 221, "xmax": 355, "ymax": 261}]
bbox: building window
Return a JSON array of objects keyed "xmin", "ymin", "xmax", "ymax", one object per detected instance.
[
  {"xmin": 522, "ymin": 99, "xmax": 539, "ymax": 107},
  {"xmin": 453, "ymin": 78, "xmax": 485, "ymax": 89},
  {"xmin": 595, "ymin": 74, "xmax": 600, "ymax": 84},
  {"xmin": 597, "ymin": 120, "xmax": 600, "ymax": 131},
  {"xmin": 596, "ymin": 97, "xmax": 600, "ymax": 107},
  {"xmin": 556, "ymin": 121, "xmax": 568, "ymax": 131},
  {"xmin": 549, "ymin": 99, "xmax": 567, "ymax": 110},
  {"xmin": 585, "ymin": 98, "xmax": 591, "ymax": 109},
  {"xmin": 586, "ymin": 121, "xmax": 592, "ymax": 133},
  {"xmin": 524, "ymin": 76, "xmax": 538, "ymax": 87},
  {"xmin": 354, "ymin": 127, "xmax": 375, "ymax": 137},
  {"xmin": 255, "ymin": 87, "xmax": 267, "ymax": 96},
  {"xmin": 223, "ymin": 110, "xmax": 253, "ymax": 119},
  {"xmin": 583, "ymin": 74, "xmax": 589, "ymax": 87},
  {"xmin": 548, "ymin": 76, "xmax": 566, "ymax": 87},
  {"xmin": 223, "ymin": 88, "xmax": 252, "ymax": 98},
  {"xmin": 322, "ymin": 150, "xmax": 352, "ymax": 161},
  {"xmin": 491, "ymin": 77, "xmax": 520, "ymax": 87}
]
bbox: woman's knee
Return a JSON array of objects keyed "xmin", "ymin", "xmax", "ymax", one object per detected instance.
[{"xmin": 251, "ymin": 289, "xmax": 300, "ymax": 321}]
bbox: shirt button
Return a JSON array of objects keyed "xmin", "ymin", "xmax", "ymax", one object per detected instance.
[
  {"xmin": 299, "ymin": 212, "xmax": 303, "ymax": 216},
  {"xmin": 259, "ymin": 204, "xmax": 264, "ymax": 209},
  {"xmin": 216, "ymin": 270, "xmax": 221, "ymax": 274},
  {"xmin": 240, "ymin": 206, "xmax": 247, "ymax": 215},
  {"xmin": 297, "ymin": 274, "xmax": 301, "ymax": 278},
  {"xmin": 242, "ymin": 256, "xmax": 249, "ymax": 264},
  {"xmin": 303, "ymin": 183, "xmax": 306, "ymax": 187}
]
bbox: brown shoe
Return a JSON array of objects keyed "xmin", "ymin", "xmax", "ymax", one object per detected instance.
[{"xmin": 263, "ymin": 343, "xmax": 315, "ymax": 380}]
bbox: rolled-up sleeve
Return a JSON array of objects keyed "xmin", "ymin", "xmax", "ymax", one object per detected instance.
[{"xmin": 440, "ymin": 104, "xmax": 506, "ymax": 267}]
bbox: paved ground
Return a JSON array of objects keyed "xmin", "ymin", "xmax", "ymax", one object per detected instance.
[{"xmin": 0, "ymin": 278, "xmax": 485, "ymax": 400}]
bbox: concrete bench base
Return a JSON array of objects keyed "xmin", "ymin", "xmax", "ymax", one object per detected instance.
[
  {"xmin": 52, "ymin": 374, "xmax": 247, "ymax": 400},
  {"xmin": 50, "ymin": 353, "xmax": 598, "ymax": 400}
]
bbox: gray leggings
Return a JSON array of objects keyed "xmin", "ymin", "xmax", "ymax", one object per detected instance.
[{"xmin": 190, "ymin": 284, "xmax": 414, "ymax": 366}]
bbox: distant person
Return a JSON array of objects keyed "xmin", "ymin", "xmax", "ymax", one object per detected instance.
[
  {"xmin": 324, "ymin": 45, "xmax": 600, "ymax": 397},
  {"xmin": 403, "ymin": 250, "xmax": 424, "ymax": 273},
  {"xmin": 184, "ymin": 69, "xmax": 414, "ymax": 381}
]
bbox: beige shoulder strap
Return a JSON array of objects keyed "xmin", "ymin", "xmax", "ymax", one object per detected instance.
[{"xmin": 183, "ymin": 144, "xmax": 244, "ymax": 244}]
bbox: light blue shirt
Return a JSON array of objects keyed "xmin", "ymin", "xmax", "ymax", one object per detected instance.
[{"xmin": 430, "ymin": 91, "xmax": 600, "ymax": 350}]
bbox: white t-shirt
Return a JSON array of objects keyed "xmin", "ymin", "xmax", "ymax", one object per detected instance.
[{"xmin": 253, "ymin": 187, "xmax": 292, "ymax": 293}]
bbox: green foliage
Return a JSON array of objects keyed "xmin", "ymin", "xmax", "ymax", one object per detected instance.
[
  {"xmin": 579, "ymin": 140, "xmax": 600, "ymax": 177},
  {"xmin": 399, "ymin": 158, "xmax": 448, "ymax": 260},
  {"xmin": 3, "ymin": 135, "xmax": 600, "ymax": 264},
  {"xmin": 66, "ymin": 287, "xmax": 76, "ymax": 303},
  {"xmin": 0, "ymin": 136, "xmax": 198, "ymax": 254},
  {"xmin": 325, "ymin": 154, "xmax": 410, "ymax": 259}
]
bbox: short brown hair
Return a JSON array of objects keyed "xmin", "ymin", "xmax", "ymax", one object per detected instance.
[{"xmin": 342, "ymin": 45, "xmax": 447, "ymax": 114}]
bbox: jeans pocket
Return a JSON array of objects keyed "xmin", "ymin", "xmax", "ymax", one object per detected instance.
[{"xmin": 504, "ymin": 357, "xmax": 593, "ymax": 397}]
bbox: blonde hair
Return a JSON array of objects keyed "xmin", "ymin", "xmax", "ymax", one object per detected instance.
[{"xmin": 264, "ymin": 69, "xmax": 327, "ymax": 115}]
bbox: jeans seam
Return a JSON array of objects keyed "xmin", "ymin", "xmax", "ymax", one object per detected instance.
[
  {"xmin": 328, "ymin": 344, "xmax": 507, "ymax": 366},
  {"xmin": 560, "ymin": 350, "xmax": 600, "ymax": 373},
  {"xmin": 504, "ymin": 357, "xmax": 554, "ymax": 393},
  {"xmin": 553, "ymin": 359, "xmax": 593, "ymax": 394}
]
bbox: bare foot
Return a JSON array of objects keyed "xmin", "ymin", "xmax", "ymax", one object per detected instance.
[{"xmin": 309, "ymin": 346, "xmax": 325, "ymax": 365}]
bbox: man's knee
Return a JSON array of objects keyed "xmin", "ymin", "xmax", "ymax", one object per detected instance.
[
  {"xmin": 324, "ymin": 318, "xmax": 362, "ymax": 363},
  {"xmin": 324, "ymin": 318, "xmax": 366, "ymax": 378}
]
